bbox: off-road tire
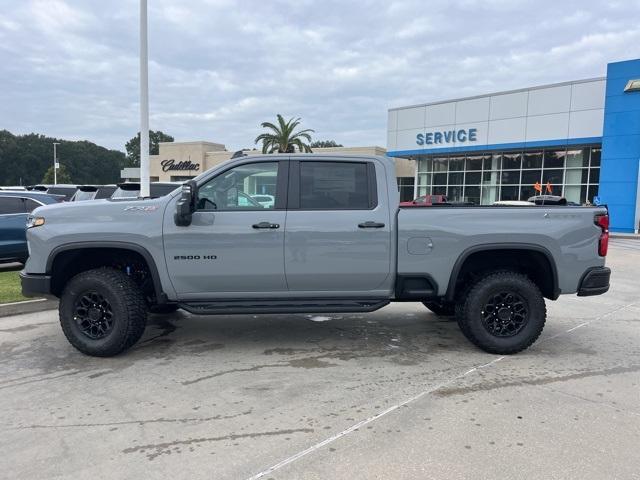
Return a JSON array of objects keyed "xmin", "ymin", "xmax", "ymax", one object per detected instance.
[
  {"xmin": 422, "ymin": 301, "xmax": 456, "ymax": 317},
  {"xmin": 457, "ymin": 271, "xmax": 546, "ymax": 354},
  {"xmin": 59, "ymin": 268, "xmax": 147, "ymax": 357}
]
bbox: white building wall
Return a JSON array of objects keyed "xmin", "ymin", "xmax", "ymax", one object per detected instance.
[{"xmin": 388, "ymin": 78, "xmax": 606, "ymax": 154}]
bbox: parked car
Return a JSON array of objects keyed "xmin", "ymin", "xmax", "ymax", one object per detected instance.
[
  {"xmin": 27, "ymin": 184, "xmax": 79, "ymax": 201},
  {"xmin": 21, "ymin": 154, "xmax": 610, "ymax": 357},
  {"xmin": 71, "ymin": 185, "xmax": 117, "ymax": 202},
  {"xmin": 400, "ymin": 194, "xmax": 448, "ymax": 206},
  {"xmin": 251, "ymin": 194, "xmax": 275, "ymax": 208},
  {"xmin": 0, "ymin": 186, "xmax": 27, "ymax": 191},
  {"xmin": 493, "ymin": 200, "xmax": 536, "ymax": 206},
  {"xmin": 0, "ymin": 191, "xmax": 62, "ymax": 264},
  {"xmin": 111, "ymin": 182, "xmax": 180, "ymax": 199},
  {"xmin": 527, "ymin": 195, "xmax": 568, "ymax": 205}
]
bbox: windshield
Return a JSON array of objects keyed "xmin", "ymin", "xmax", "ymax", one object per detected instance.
[
  {"xmin": 72, "ymin": 190, "xmax": 97, "ymax": 201},
  {"xmin": 111, "ymin": 187, "xmax": 139, "ymax": 199}
]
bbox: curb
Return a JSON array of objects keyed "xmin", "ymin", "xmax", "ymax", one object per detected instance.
[
  {"xmin": 0, "ymin": 298, "xmax": 58, "ymax": 318},
  {"xmin": 611, "ymin": 234, "xmax": 640, "ymax": 240}
]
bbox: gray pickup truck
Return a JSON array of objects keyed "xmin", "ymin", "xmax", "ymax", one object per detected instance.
[{"xmin": 21, "ymin": 154, "xmax": 611, "ymax": 357}]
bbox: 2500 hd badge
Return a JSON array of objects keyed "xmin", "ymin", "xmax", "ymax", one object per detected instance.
[{"xmin": 173, "ymin": 255, "xmax": 217, "ymax": 260}]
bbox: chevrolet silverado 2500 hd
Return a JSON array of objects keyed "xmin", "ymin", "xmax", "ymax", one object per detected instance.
[{"xmin": 20, "ymin": 154, "xmax": 611, "ymax": 357}]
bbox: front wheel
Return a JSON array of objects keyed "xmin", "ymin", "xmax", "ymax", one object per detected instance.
[
  {"xmin": 59, "ymin": 268, "xmax": 148, "ymax": 357},
  {"xmin": 457, "ymin": 271, "xmax": 546, "ymax": 354}
]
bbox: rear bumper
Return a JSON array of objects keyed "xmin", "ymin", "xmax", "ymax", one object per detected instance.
[
  {"xmin": 577, "ymin": 267, "xmax": 611, "ymax": 297},
  {"xmin": 20, "ymin": 272, "xmax": 52, "ymax": 298}
]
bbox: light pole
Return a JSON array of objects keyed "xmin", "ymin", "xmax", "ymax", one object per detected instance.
[
  {"xmin": 139, "ymin": 0, "xmax": 150, "ymax": 197},
  {"xmin": 52, "ymin": 142, "xmax": 60, "ymax": 185}
]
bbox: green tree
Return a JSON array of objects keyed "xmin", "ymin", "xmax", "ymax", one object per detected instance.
[
  {"xmin": 310, "ymin": 140, "xmax": 343, "ymax": 148},
  {"xmin": 41, "ymin": 164, "xmax": 72, "ymax": 184},
  {"xmin": 125, "ymin": 130, "xmax": 175, "ymax": 166},
  {"xmin": 254, "ymin": 115, "xmax": 314, "ymax": 153},
  {"xmin": 0, "ymin": 130, "xmax": 129, "ymax": 186}
]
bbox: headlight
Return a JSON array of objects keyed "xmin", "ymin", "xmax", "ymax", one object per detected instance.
[{"xmin": 26, "ymin": 216, "xmax": 45, "ymax": 229}]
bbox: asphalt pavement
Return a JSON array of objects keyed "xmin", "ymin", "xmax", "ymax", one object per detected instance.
[{"xmin": 0, "ymin": 239, "xmax": 638, "ymax": 480}]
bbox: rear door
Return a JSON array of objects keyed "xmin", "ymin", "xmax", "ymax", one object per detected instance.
[
  {"xmin": 284, "ymin": 159, "xmax": 393, "ymax": 295},
  {"xmin": 0, "ymin": 197, "xmax": 28, "ymax": 260}
]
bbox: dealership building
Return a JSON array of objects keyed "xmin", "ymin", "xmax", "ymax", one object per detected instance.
[{"xmin": 387, "ymin": 58, "xmax": 640, "ymax": 233}]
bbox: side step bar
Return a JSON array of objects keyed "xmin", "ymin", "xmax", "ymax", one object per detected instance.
[{"xmin": 179, "ymin": 299, "xmax": 390, "ymax": 315}]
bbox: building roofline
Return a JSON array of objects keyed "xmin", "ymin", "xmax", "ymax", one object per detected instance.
[
  {"xmin": 388, "ymin": 76, "xmax": 606, "ymax": 112},
  {"xmin": 159, "ymin": 141, "xmax": 226, "ymax": 147}
]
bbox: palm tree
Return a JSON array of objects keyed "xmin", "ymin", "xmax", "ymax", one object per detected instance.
[{"xmin": 254, "ymin": 114, "xmax": 314, "ymax": 153}]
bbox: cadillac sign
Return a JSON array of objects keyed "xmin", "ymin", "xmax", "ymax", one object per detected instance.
[{"xmin": 161, "ymin": 159, "xmax": 201, "ymax": 172}]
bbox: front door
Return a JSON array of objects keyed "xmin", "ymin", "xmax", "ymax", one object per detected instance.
[
  {"xmin": 284, "ymin": 159, "xmax": 393, "ymax": 296},
  {"xmin": 163, "ymin": 160, "xmax": 288, "ymax": 299}
]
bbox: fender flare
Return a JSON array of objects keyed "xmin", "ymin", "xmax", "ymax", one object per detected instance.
[
  {"xmin": 46, "ymin": 241, "xmax": 167, "ymax": 303},
  {"xmin": 445, "ymin": 243, "xmax": 560, "ymax": 301}
]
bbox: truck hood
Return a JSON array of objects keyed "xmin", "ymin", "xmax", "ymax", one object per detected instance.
[{"xmin": 31, "ymin": 197, "xmax": 170, "ymax": 220}]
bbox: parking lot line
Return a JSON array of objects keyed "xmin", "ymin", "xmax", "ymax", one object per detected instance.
[{"xmin": 245, "ymin": 300, "xmax": 638, "ymax": 480}]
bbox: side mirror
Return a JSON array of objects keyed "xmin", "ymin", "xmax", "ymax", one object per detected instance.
[{"xmin": 174, "ymin": 180, "xmax": 197, "ymax": 226}]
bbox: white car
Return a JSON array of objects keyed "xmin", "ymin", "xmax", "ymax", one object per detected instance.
[
  {"xmin": 251, "ymin": 194, "xmax": 275, "ymax": 208},
  {"xmin": 493, "ymin": 200, "xmax": 536, "ymax": 206}
]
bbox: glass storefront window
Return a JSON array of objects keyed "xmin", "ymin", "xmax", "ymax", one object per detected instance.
[
  {"xmin": 566, "ymin": 148, "xmax": 590, "ymax": 168},
  {"xmin": 500, "ymin": 186, "xmax": 519, "ymax": 201},
  {"xmin": 488, "ymin": 154, "xmax": 502, "ymax": 170},
  {"xmin": 449, "ymin": 157, "xmax": 464, "ymax": 171},
  {"xmin": 464, "ymin": 186, "xmax": 480, "ymax": 204},
  {"xmin": 465, "ymin": 156, "xmax": 483, "ymax": 171},
  {"xmin": 411, "ymin": 145, "xmax": 600, "ymax": 205},
  {"xmin": 482, "ymin": 171, "xmax": 500, "ymax": 184},
  {"xmin": 433, "ymin": 172, "xmax": 447, "ymax": 185},
  {"xmin": 520, "ymin": 185, "xmax": 538, "ymax": 201},
  {"xmin": 564, "ymin": 185, "xmax": 582, "ymax": 204},
  {"xmin": 502, "ymin": 152, "xmax": 522, "ymax": 170},
  {"xmin": 542, "ymin": 169, "xmax": 564, "ymax": 187},
  {"xmin": 523, "ymin": 151, "xmax": 543, "ymax": 169},
  {"xmin": 448, "ymin": 186, "xmax": 463, "ymax": 201},
  {"xmin": 565, "ymin": 168, "xmax": 587, "ymax": 184},
  {"xmin": 543, "ymin": 150, "xmax": 566, "ymax": 169},
  {"xmin": 501, "ymin": 170, "xmax": 520, "ymax": 184},
  {"xmin": 465, "ymin": 171, "xmax": 482, "ymax": 185},
  {"xmin": 521, "ymin": 169, "xmax": 542, "ymax": 185},
  {"xmin": 418, "ymin": 158, "xmax": 432, "ymax": 173},
  {"xmin": 433, "ymin": 158, "xmax": 448, "ymax": 171},
  {"xmin": 448, "ymin": 172, "xmax": 463, "ymax": 185},
  {"xmin": 417, "ymin": 173, "xmax": 431, "ymax": 186}
]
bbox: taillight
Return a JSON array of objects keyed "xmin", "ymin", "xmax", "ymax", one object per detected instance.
[{"xmin": 595, "ymin": 213, "xmax": 609, "ymax": 256}]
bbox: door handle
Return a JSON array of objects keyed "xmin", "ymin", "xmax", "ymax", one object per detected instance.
[
  {"xmin": 358, "ymin": 221, "xmax": 385, "ymax": 229},
  {"xmin": 252, "ymin": 221, "xmax": 280, "ymax": 229}
]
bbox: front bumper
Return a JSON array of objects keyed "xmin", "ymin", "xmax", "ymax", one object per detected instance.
[
  {"xmin": 20, "ymin": 272, "xmax": 52, "ymax": 298},
  {"xmin": 577, "ymin": 267, "xmax": 611, "ymax": 296}
]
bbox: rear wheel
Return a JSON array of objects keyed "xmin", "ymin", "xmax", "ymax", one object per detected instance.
[
  {"xmin": 457, "ymin": 271, "xmax": 546, "ymax": 354},
  {"xmin": 422, "ymin": 301, "xmax": 456, "ymax": 317},
  {"xmin": 59, "ymin": 268, "xmax": 147, "ymax": 357}
]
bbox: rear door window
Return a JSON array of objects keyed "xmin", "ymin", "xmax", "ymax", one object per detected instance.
[
  {"xmin": 0, "ymin": 197, "xmax": 26, "ymax": 214},
  {"xmin": 299, "ymin": 161, "xmax": 372, "ymax": 210}
]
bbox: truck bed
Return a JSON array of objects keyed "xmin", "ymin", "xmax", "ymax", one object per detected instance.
[{"xmin": 397, "ymin": 205, "xmax": 607, "ymax": 297}]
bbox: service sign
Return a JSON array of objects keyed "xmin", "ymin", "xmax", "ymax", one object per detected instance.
[{"xmin": 416, "ymin": 127, "xmax": 478, "ymax": 146}]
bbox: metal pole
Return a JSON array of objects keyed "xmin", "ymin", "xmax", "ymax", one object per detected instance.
[
  {"xmin": 139, "ymin": 0, "xmax": 150, "ymax": 197},
  {"xmin": 53, "ymin": 142, "xmax": 60, "ymax": 185}
]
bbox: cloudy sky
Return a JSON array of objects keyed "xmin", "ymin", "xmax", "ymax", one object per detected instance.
[{"xmin": 1, "ymin": 0, "xmax": 639, "ymax": 152}]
